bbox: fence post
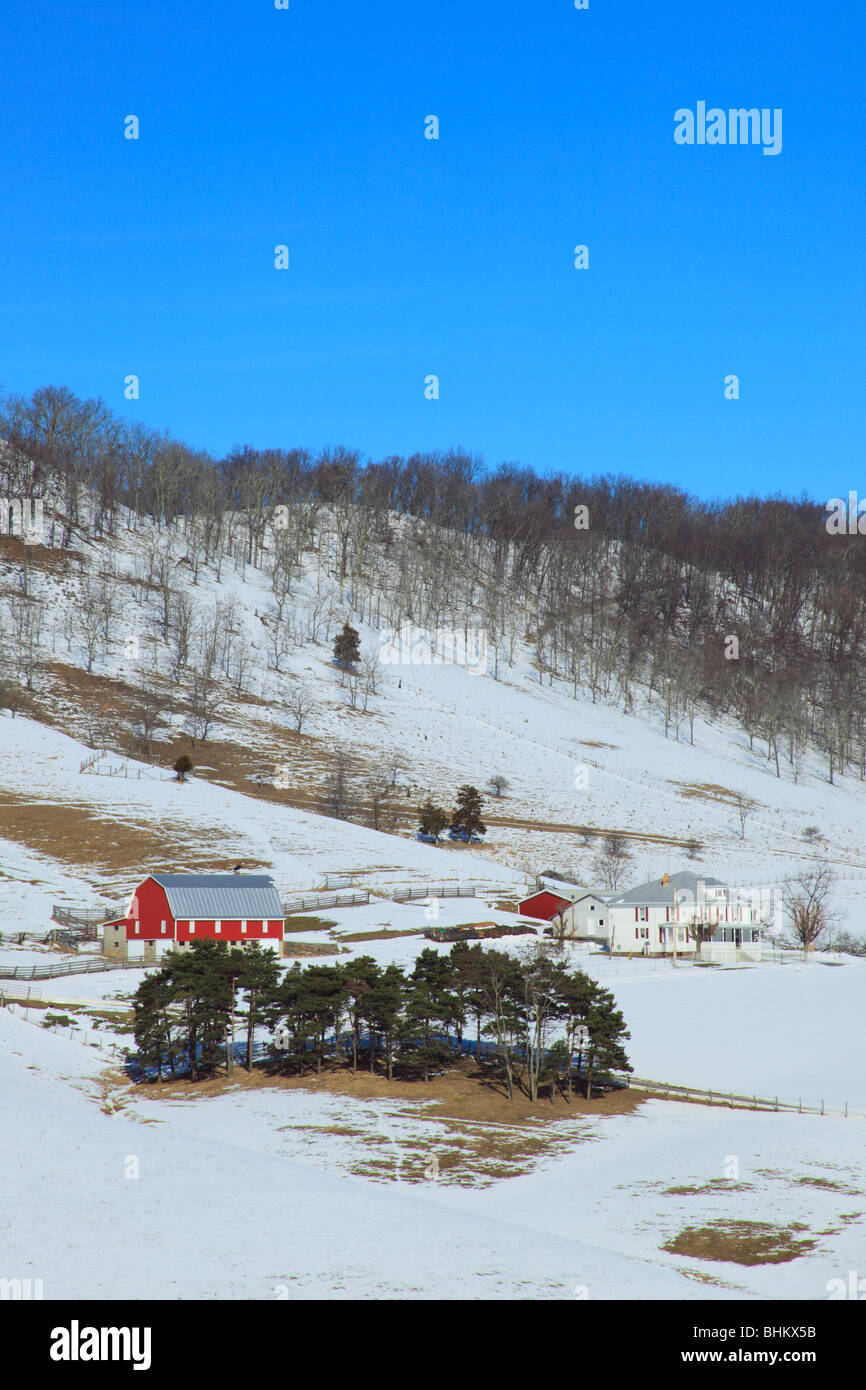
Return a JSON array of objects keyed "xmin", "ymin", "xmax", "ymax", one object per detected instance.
[{"xmin": 821, "ymin": 1098, "xmax": 824, "ymax": 1116}]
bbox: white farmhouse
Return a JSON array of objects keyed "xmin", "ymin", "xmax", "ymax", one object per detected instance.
[{"xmin": 558, "ymin": 871, "xmax": 764, "ymax": 961}]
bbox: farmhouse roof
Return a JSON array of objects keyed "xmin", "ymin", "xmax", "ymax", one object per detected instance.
[
  {"xmin": 534, "ymin": 878, "xmax": 601, "ymax": 903},
  {"xmin": 150, "ymin": 873, "xmax": 283, "ymax": 920},
  {"xmin": 609, "ymin": 871, "xmax": 726, "ymax": 907}
]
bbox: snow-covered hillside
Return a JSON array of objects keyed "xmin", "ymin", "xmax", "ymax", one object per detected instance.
[
  {"xmin": 2, "ymin": 499, "xmax": 866, "ymax": 928},
  {"xmin": 3, "ymin": 498, "xmax": 866, "ymax": 1305}
]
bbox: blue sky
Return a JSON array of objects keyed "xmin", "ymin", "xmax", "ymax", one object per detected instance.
[{"xmin": 1, "ymin": 0, "xmax": 862, "ymax": 503}]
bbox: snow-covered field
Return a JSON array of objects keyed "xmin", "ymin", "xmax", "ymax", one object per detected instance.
[{"xmin": 1, "ymin": 1002, "xmax": 863, "ymax": 1301}]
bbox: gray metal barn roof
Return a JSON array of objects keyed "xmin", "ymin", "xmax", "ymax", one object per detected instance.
[{"xmin": 151, "ymin": 874, "xmax": 283, "ymax": 920}]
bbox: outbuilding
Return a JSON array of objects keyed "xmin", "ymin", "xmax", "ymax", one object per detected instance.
[{"xmin": 518, "ymin": 889, "xmax": 575, "ymax": 921}]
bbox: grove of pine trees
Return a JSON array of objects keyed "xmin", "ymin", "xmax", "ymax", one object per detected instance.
[{"xmin": 131, "ymin": 938, "xmax": 631, "ymax": 1103}]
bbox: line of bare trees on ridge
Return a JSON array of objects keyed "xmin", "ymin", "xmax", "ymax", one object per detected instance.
[{"xmin": 2, "ymin": 383, "xmax": 866, "ymax": 787}]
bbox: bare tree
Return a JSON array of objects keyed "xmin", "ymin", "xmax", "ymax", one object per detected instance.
[
  {"xmin": 72, "ymin": 580, "xmax": 104, "ymax": 673},
  {"xmin": 322, "ymin": 753, "xmax": 356, "ymax": 821},
  {"xmin": 783, "ymin": 864, "xmax": 836, "ymax": 956},
  {"xmin": 488, "ymin": 774, "xmax": 510, "ymax": 797},
  {"xmin": 592, "ymin": 831, "xmax": 631, "ymax": 891},
  {"xmin": 733, "ymin": 792, "xmax": 755, "ymax": 840},
  {"xmin": 188, "ymin": 671, "xmax": 223, "ymax": 741},
  {"xmin": 286, "ymin": 686, "xmax": 314, "ymax": 734},
  {"xmin": 168, "ymin": 589, "xmax": 196, "ymax": 683},
  {"xmin": 366, "ymin": 776, "xmax": 397, "ymax": 831},
  {"xmin": 359, "ymin": 652, "xmax": 383, "ymax": 711},
  {"xmin": 130, "ymin": 685, "xmax": 169, "ymax": 757}
]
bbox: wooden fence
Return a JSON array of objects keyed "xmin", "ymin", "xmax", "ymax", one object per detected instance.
[{"xmin": 0, "ymin": 957, "xmax": 141, "ymax": 981}]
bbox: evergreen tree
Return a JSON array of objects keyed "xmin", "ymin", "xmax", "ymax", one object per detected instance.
[
  {"xmin": 544, "ymin": 1039, "xmax": 573, "ymax": 1105},
  {"xmin": 342, "ymin": 956, "xmax": 380, "ymax": 1074},
  {"xmin": 295, "ymin": 964, "xmax": 345, "ymax": 1074},
  {"xmin": 450, "ymin": 784, "xmax": 486, "ymax": 838},
  {"xmin": 173, "ymin": 754, "xmax": 193, "ymax": 783},
  {"xmin": 555, "ymin": 967, "xmax": 598, "ymax": 1103},
  {"xmin": 132, "ymin": 971, "xmax": 180, "ymax": 1082},
  {"xmin": 513, "ymin": 945, "xmax": 570, "ymax": 1103},
  {"xmin": 237, "ymin": 942, "xmax": 282, "ymax": 1072},
  {"xmin": 268, "ymin": 963, "xmax": 306, "ymax": 1066},
  {"xmin": 476, "ymin": 947, "xmax": 521, "ymax": 1100},
  {"xmin": 450, "ymin": 942, "xmax": 488, "ymax": 1055},
  {"xmin": 360, "ymin": 963, "xmax": 405, "ymax": 1078},
  {"xmin": 163, "ymin": 940, "xmax": 234, "ymax": 1080},
  {"xmin": 583, "ymin": 985, "xmax": 632, "ymax": 1099},
  {"xmin": 399, "ymin": 948, "xmax": 453, "ymax": 1081},
  {"xmin": 418, "ymin": 798, "xmax": 450, "ymax": 842},
  {"xmin": 332, "ymin": 620, "xmax": 361, "ymax": 669}
]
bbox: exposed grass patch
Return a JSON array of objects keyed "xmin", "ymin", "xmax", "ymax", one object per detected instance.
[
  {"xmin": 0, "ymin": 787, "xmax": 234, "ymax": 874},
  {"xmin": 662, "ymin": 1220, "xmax": 816, "ymax": 1266},
  {"xmin": 336, "ymin": 928, "xmax": 425, "ymax": 942},
  {"xmin": 664, "ymin": 1179, "xmax": 755, "ymax": 1196},
  {"xmin": 282, "ymin": 915, "xmax": 338, "ymax": 934},
  {"xmin": 348, "ymin": 1113, "xmax": 592, "ymax": 1188},
  {"xmin": 794, "ymin": 1175, "xmax": 862, "ymax": 1195},
  {"xmin": 281, "ymin": 940, "xmax": 343, "ymax": 957}
]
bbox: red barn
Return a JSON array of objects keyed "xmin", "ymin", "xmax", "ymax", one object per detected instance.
[
  {"xmin": 103, "ymin": 873, "xmax": 284, "ymax": 963},
  {"xmin": 518, "ymin": 889, "xmax": 575, "ymax": 921}
]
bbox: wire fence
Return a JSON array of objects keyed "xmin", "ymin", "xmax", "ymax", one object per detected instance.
[
  {"xmin": 1, "ymin": 999, "xmax": 127, "ymax": 1059},
  {"xmin": 628, "ymin": 1074, "xmax": 863, "ymax": 1121},
  {"xmin": 398, "ymin": 682, "xmax": 866, "ymax": 865}
]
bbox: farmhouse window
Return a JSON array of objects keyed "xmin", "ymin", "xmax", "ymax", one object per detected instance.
[
  {"xmin": 215, "ymin": 921, "xmax": 222, "ymax": 933},
  {"xmin": 241, "ymin": 921, "xmax": 247, "ymax": 934},
  {"xmin": 160, "ymin": 920, "xmax": 166, "ymax": 933},
  {"xmin": 190, "ymin": 923, "xmax": 195, "ymax": 934}
]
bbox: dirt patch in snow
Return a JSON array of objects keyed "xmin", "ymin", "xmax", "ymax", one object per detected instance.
[
  {"xmin": 0, "ymin": 788, "xmax": 235, "ymax": 873},
  {"xmin": 131, "ymin": 1056, "xmax": 644, "ymax": 1126}
]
